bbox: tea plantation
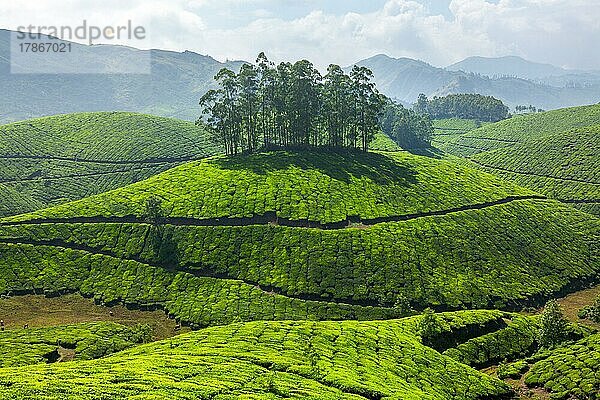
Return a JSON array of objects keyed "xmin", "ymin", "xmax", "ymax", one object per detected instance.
[
  {"xmin": 428, "ymin": 105, "xmax": 600, "ymax": 216},
  {"xmin": 439, "ymin": 104, "xmax": 600, "ymax": 157},
  {"xmin": 471, "ymin": 126, "xmax": 600, "ymax": 215},
  {"xmin": 0, "ymin": 119, "xmax": 599, "ymax": 398},
  {"xmin": 497, "ymin": 332, "xmax": 600, "ymax": 399},
  {"xmin": 431, "ymin": 118, "xmax": 484, "ymax": 153},
  {"xmin": 0, "ymin": 322, "xmax": 151, "ymax": 367},
  {"xmin": 0, "ymin": 311, "xmax": 525, "ymax": 399},
  {"xmin": 0, "ymin": 151, "xmax": 598, "ymax": 324},
  {"xmin": 0, "ymin": 112, "xmax": 222, "ymax": 218},
  {"xmin": 3, "ymin": 150, "xmax": 536, "ymax": 224}
]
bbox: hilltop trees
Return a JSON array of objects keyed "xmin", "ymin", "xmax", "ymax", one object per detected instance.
[
  {"xmin": 199, "ymin": 53, "xmax": 385, "ymax": 155},
  {"xmin": 415, "ymin": 93, "xmax": 509, "ymax": 122}
]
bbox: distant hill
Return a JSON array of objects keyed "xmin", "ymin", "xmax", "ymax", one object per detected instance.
[
  {"xmin": 352, "ymin": 54, "xmax": 600, "ymax": 110},
  {"xmin": 0, "ymin": 29, "xmax": 244, "ymax": 124},
  {"xmin": 448, "ymin": 56, "xmax": 570, "ymax": 80},
  {"xmin": 0, "ymin": 112, "xmax": 221, "ymax": 218},
  {"xmin": 448, "ymin": 55, "xmax": 600, "ymax": 87}
]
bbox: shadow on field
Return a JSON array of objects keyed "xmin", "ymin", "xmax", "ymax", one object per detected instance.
[
  {"xmin": 403, "ymin": 146, "xmax": 444, "ymax": 159},
  {"xmin": 209, "ymin": 149, "xmax": 418, "ymax": 186}
]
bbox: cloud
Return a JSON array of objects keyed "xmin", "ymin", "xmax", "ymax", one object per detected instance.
[{"xmin": 0, "ymin": 0, "xmax": 598, "ymax": 69}]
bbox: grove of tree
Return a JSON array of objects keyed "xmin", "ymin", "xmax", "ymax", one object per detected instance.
[
  {"xmin": 414, "ymin": 93, "xmax": 509, "ymax": 122},
  {"xmin": 199, "ymin": 53, "xmax": 386, "ymax": 155}
]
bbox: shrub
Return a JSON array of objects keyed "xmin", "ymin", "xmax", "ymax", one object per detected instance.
[
  {"xmin": 418, "ymin": 308, "xmax": 444, "ymax": 347},
  {"xmin": 538, "ymin": 300, "xmax": 569, "ymax": 349},
  {"xmin": 578, "ymin": 294, "xmax": 600, "ymax": 323}
]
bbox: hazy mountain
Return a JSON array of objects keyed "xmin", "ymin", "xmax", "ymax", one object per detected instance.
[
  {"xmin": 353, "ymin": 54, "xmax": 600, "ymax": 109},
  {"xmin": 447, "ymin": 56, "xmax": 568, "ymax": 80},
  {"xmin": 447, "ymin": 55, "xmax": 600, "ymax": 87},
  {"xmin": 0, "ymin": 29, "xmax": 244, "ymax": 124},
  {"xmin": 1, "ymin": 29, "xmax": 599, "ymax": 125}
]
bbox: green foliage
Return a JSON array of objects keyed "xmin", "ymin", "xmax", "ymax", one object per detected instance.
[
  {"xmin": 538, "ymin": 300, "xmax": 569, "ymax": 349},
  {"xmin": 143, "ymin": 195, "xmax": 165, "ymax": 225},
  {"xmin": 5, "ymin": 150, "xmax": 535, "ymax": 225},
  {"xmin": 443, "ymin": 103, "xmax": 600, "ymax": 157},
  {"xmin": 417, "ymin": 93, "xmax": 509, "ymax": 122},
  {"xmin": 471, "ymin": 126, "xmax": 600, "ymax": 215},
  {"xmin": 0, "ymin": 316, "xmax": 512, "ymax": 399},
  {"xmin": 0, "ymin": 322, "xmax": 149, "ymax": 367},
  {"xmin": 443, "ymin": 315, "xmax": 538, "ymax": 367},
  {"xmin": 523, "ymin": 333, "xmax": 600, "ymax": 399},
  {"xmin": 368, "ymin": 132, "xmax": 402, "ymax": 151},
  {"xmin": 0, "ymin": 112, "xmax": 222, "ymax": 218},
  {"xmin": 418, "ymin": 308, "xmax": 443, "ymax": 346},
  {"xmin": 497, "ymin": 360, "xmax": 529, "ymax": 379},
  {"xmin": 0, "ymin": 198, "xmax": 597, "ymax": 321},
  {"xmin": 200, "ymin": 54, "xmax": 385, "ymax": 154},
  {"xmin": 578, "ymin": 294, "xmax": 600, "ymax": 323},
  {"xmin": 380, "ymin": 101, "xmax": 434, "ymax": 148}
]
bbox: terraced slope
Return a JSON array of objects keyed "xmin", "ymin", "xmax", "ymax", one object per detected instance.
[
  {"xmin": 440, "ymin": 104, "xmax": 600, "ymax": 157},
  {"xmin": 369, "ymin": 132, "xmax": 402, "ymax": 151},
  {"xmin": 0, "ymin": 311, "xmax": 517, "ymax": 399},
  {"xmin": 431, "ymin": 118, "xmax": 483, "ymax": 153},
  {"xmin": 4, "ymin": 150, "xmax": 536, "ymax": 224},
  {"xmin": 471, "ymin": 127, "xmax": 600, "ymax": 215},
  {"xmin": 0, "ymin": 322, "xmax": 150, "ymax": 367},
  {"xmin": 499, "ymin": 332, "xmax": 600, "ymax": 399},
  {"xmin": 0, "ymin": 112, "xmax": 222, "ymax": 218},
  {"xmin": 0, "ymin": 151, "xmax": 598, "ymax": 327}
]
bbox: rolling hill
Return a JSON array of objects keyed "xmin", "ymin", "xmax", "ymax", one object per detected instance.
[
  {"xmin": 0, "ymin": 311, "xmax": 531, "ymax": 399},
  {"xmin": 0, "ymin": 112, "xmax": 222, "ymax": 218},
  {"xmin": 0, "ymin": 150, "xmax": 597, "ymax": 329},
  {"xmin": 471, "ymin": 127, "xmax": 600, "ymax": 215},
  {"xmin": 433, "ymin": 104, "xmax": 600, "ymax": 215},
  {"xmin": 0, "ymin": 309, "xmax": 595, "ymax": 399}
]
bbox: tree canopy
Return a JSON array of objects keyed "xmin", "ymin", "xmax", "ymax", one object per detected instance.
[
  {"xmin": 380, "ymin": 101, "xmax": 433, "ymax": 149},
  {"xmin": 199, "ymin": 53, "xmax": 386, "ymax": 155},
  {"xmin": 415, "ymin": 93, "xmax": 509, "ymax": 122}
]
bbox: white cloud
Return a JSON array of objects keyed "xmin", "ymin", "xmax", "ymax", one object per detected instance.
[{"xmin": 0, "ymin": 0, "xmax": 598, "ymax": 69}]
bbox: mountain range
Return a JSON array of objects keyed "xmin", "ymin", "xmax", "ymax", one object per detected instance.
[
  {"xmin": 356, "ymin": 54, "xmax": 600, "ymax": 109},
  {"xmin": 1, "ymin": 28, "xmax": 599, "ymax": 124}
]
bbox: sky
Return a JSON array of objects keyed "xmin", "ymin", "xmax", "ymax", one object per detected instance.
[{"xmin": 1, "ymin": 0, "xmax": 599, "ymax": 70}]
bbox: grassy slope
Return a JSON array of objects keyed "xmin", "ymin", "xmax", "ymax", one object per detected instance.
[
  {"xmin": 0, "ymin": 293, "xmax": 186, "ymax": 340},
  {"xmin": 0, "ymin": 112, "xmax": 221, "ymax": 218},
  {"xmin": 471, "ymin": 126, "xmax": 600, "ymax": 215},
  {"xmin": 4, "ymin": 150, "xmax": 535, "ymax": 224},
  {"xmin": 369, "ymin": 132, "xmax": 402, "ymax": 151},
  {"xmin": 431, "ymin": 118, "xmax": 484, "ymax": 153},
  {"xmin": 0, "ymin": 322, "xmax": 149, "ymax": 368},
  {"xmin": 441, "ymin": 104, "xmax": 600, "ymax": 157},
  {"xmin": 0, "ymin": 151, "xmax": 598, "ymax": 326},
  {"xmin": 431, "ymin": 105, "xmax": 600, "ymax": 215},
  {"xmin": 0, "ymin": 311, "xmax": 515, "ymax": 400}
]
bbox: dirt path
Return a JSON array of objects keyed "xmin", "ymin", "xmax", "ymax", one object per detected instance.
[{"xmin": 0, "ymin": 195, "xmax": 547, "ymax": 230}]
